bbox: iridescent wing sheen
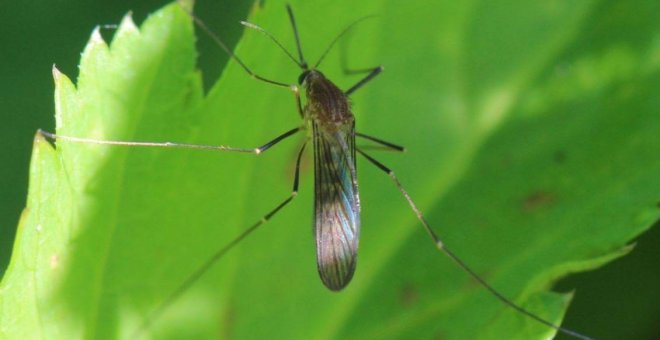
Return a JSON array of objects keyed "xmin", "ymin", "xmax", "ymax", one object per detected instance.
[{"xmin": 312, "ymin": 121, "xmax": 360, "ymax": 291}]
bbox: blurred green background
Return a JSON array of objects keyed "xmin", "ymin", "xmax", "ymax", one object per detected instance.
[{"xmin": 0, "ymin": 1, "xmax": 657, "ymax": 339}]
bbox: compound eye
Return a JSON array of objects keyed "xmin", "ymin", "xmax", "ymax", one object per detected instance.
[{"xmin": 298, "ymin": 70, "xmax": 310, "ymax": 85}]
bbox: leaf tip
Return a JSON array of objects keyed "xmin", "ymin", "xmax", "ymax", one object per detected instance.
[
  {"xmin": 52, "ymin": 64, "xmax": 62, "ymax": 81},
  {"xmin": 32, "ymin": 130, "xmax": 53, "ymax": 154},
  {"xmin": 90, "ymin": 26, "xmax": 106, "ymax": 46},
  {"xmin": 618, "ymin": 242, "xmax": 636, "ymax": 255},
  {"xmin": 118, "ymin": 11, "xmax": 138, "ymax": 34},
  {"xmin": 33, "ymin": 129, "xmax": 46, "ymax": 145},
  {"xmin": 176, "ymin": 0, "xmax": 195, "ymax": 13}
]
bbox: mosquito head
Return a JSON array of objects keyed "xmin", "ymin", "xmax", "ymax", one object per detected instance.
[
  {"xmin": 299, "ymin": 69, "xmax": 326, "ymax": 87},
  {"xmin": 298, "ymin": 70, "xmax": 311, "ymax": 85}
]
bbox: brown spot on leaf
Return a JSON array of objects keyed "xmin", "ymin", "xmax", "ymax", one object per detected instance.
[
  {"xmin": 399, "ymin": 283, "xmax": 419, "ymax": 307},
  {"xmin": 219, "ymin": 303, "xmax": 235, "ymax": 339},
  {"xmin": 433, "ymin": 329, "xmax": 446, "ymax": 340},
  {"xmin": 522, "ymin": 191, "xmax": 555, "ymax": 213},
  {"xmin": 553, "ymin": 150, "xmax": 567, "ymax": 164}
]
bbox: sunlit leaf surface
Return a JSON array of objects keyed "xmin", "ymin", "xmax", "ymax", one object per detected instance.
[{"xmin": 1, "ymin": 1, "xmax": 658, "ymax": 339}]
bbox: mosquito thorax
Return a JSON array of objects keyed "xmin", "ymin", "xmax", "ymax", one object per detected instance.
[{"xmin": 302, "ymin": 69, "xmax": 353, "ymax": 124}]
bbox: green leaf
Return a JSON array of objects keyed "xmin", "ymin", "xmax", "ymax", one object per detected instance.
[{"xmin": 1, "ymin": 0, "xmax": 658, "ymax": 339}]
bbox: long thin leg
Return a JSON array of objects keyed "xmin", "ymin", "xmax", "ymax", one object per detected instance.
[
  {"xmin": 286, "ymin": 4, "xmax": 307, "ymax": 68},
  {"xmin": 356, "ymin": 148, "xmax": 593, "ymax": 340},
  {"xmin": 178, "ymin": 2, "xmax": 293, "ymax": 89},
  {"xmin": 342, "ymin": 65, "xmax": 381, "ymax": 76},
  {"xmin": 337, "ymin": 27, "xmax": 383, "ymax": 95},
  {"xmin": 38, "ymin": 127, "xmax": 302, "ymax": 155},
  {"xmin": 240, "ymin": 21, "xmax": 302, "ymax": 68},
  {"xmin": 345, "ymin": 66, "xmax": 383, "ymax": 96},
  {"xmin": 356, "ymin": 132, "xmax": 405, "ymax": 152},
  {"xmin": 294, "ymin": 86, "xmax": 304, "ymax": 118},
  {"xmin": 340, "ymin": 40, "xmax": 378, "ymax": 76},
  {"xmin": 135, "ymin": 141, "xmax": 308, "ymax": 337},
  {"xmin": 99, "ymin": 24, "xmax": 119, "ymax": 30}
]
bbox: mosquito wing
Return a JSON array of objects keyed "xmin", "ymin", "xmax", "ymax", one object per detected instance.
[{"xmin": 313, "ymin": 121, "xmax": 360, "ymax": 291}]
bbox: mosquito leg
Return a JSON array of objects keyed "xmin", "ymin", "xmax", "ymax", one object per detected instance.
[
  {"xmin": 38, "ymin": 127, "xmax": 302, "ymax": 155},
  {"xmin": 342, "ymin": 66, "xmax": 380, "ymax": 76},
  {"xmin": 99, "ymin": 24, "xmax": 119, "ymax": 31},
  {"xmin": 339, "ymin": 40, "xmax": 377, "ymax": 76},
  {"xmin": 177, "ymin": 1, "xmax": 293, "ymax": 89},
  {"xmin": 136, "ymin": 141, "xmax": 307, "ymax": 337},
  {"xmin": 356, "ymin": 148, "xmax": 593, "ymax": 340},
  {"xmin": 286, "ymin": 4, "xmax": 308, "ymax": 68},
  {"xmin": 355, "ymin": 132, "xmax": 405, "ymax": 152},
  {"xmin": 294, "ymin": 86, "xmax": 304, "ymax": 118},
  {"xmin": 255, "ymin": 127, "xmax": 302, "ymax": 154},
  {"xmin": 326, "ymin": 14, "xmax": 381, "ymax": 95},
  {"xmin": 239, "ymin": 4, "xmax": 308, "ymax": 69},
  {"xmin": 345, "ymin": 66, "xmax": 383, "ymax": 96}
]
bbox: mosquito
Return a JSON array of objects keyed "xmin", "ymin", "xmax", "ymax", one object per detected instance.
[{"xmin": 39, "ymin": 3, "xmax": 593, "ymax": 339}]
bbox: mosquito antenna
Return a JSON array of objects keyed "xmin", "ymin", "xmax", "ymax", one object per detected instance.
[
  {"xmin": 177, "ymin": 1, "xmax": 291, "ymax": 88},
  {"xmin": 356, "ymin": 149, "xmax": 594, "ymax": 340},
  {"xmin": 314, "ymin": 15, "xmax": 376, "ymax": 69},
  {"xmin": 240, "ymin": 21, "xmax": 304, "ymax": 68},
  {"xmin": 286, "ymin": 4, "xmax": 308, "ymax": 69}
]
